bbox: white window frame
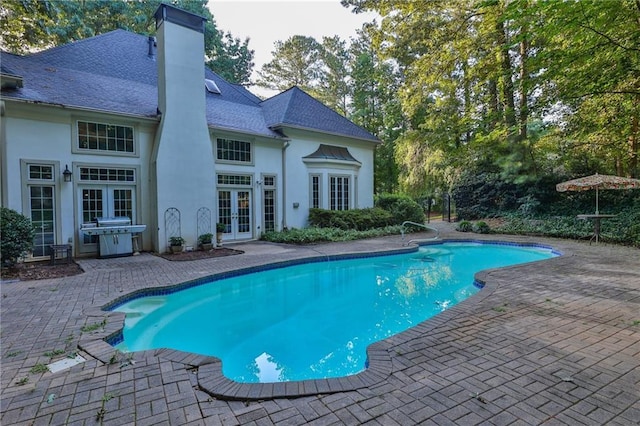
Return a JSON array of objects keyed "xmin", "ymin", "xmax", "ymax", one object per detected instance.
[
  {"xmin": 215, "ymin": 138, "xmax": 254, "ymax": 165},
  {"xmin": 329, "ymin": 174, "xmax": 350, "ymax": 211},
  {"xmin": 309, "ymin": 174, "xmax": 322, "ymax": 209},
  {"xmin": 262, "ymin": 173, "xmax": 277, "ymax": 232},
  {"xmin": 20, "ymin": 160, "xmax": 62, "ymax": 260},
  {"xmin": 72, "ymin": 118, "xmax": 138, "ymax": 157}
]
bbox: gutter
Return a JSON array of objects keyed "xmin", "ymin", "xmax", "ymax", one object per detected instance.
[
  {"xmin": 270, "ymin": 123, "xmax": 381, "ymax": 145},
  {"xmin": 0, "ymin": 97, "xmax": 160, "ymax": 122}
]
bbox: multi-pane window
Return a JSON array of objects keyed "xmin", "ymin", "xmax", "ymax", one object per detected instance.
[
  {"xmin": 263, "ymin": 176, "xmax": 275, "ymax": 186},
  {"xmin": 263, "ymin": 175, "xmax": 276, "ymax": 232},
  {"xmin": 330, "ymin": 176, "xmax": 349, "ymax": 211},
  {"xmin": 310, "ymin": 175, "xmax": 320, "ymax": 209},
  {"xmin": 216, "ymin": 138, "xmax": 251, "ymax": 163},
  {"xmin": 113, "ymin": 189, "xmax": 133, "ymax": 219},
  {"xmin": 82, "ymin": 189, "xmax": 103, "ymax": 243},
  {"xmin": 77, "ymin": 121, "xmax": 134, "ymax": 153},
  {"xmin": 28, "ymin": 164, "xmax": 54, "ymax": 180},
  {"xmin": 29, "ymin": 186, "xmax": 55, "ymax": 256},
  {"xmin": 79, "ymin": 167, "xmax": 135, "ymax": 182},
  {"xmin": 217, "ymin": 174, "xmax": 252, "ymax": 186}
]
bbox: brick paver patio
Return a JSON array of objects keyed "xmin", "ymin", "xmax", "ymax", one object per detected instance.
[{"xmin": 1, "ymin": 223, "xmax": 639, "ymax": 425}]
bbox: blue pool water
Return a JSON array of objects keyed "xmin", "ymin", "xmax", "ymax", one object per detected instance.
[{"xmin": 112, "ymin": 242, "xmax": 557, "ymax": 383}]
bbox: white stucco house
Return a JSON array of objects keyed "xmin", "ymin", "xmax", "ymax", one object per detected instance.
[{"xmin": 0, "ymin": 4, "xmax": 379, "ymax": 259}]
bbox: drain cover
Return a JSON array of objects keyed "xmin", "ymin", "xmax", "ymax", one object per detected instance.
[{"xmin": 47, "ymin": 354, "xmax": 86, "ymax": 373}]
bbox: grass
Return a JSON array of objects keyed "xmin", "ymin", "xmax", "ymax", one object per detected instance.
[
  {"xmin": 44, "ymin": 349, "xmax": 65, "ymax": 358},
  {"xmin": 81, "ymin": 318, "xmax": 107, "ymax": 333},
  {"xmin": 30, "ymin": 363, "xmax": 48, "ymax": 374}
]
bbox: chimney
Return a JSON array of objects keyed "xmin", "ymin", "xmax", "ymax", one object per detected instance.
[{"xmin": 151, "ymin": 3, "xmax": 215, "ymax": 253}]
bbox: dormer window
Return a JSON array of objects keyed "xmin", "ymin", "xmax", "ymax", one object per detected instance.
[{"xmin": 205, "ymin": 79, "xmax": 220, "ymax": 94}]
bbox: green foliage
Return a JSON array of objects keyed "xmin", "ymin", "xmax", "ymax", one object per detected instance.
[
  {"xmin": 261, "ymin": 226, "xmax": 402, "ymax": 244},
  {"xmin": 1, "ymin": 207, "xmax": 36, "ymax": 268},
  {"xmin": 473, "ymin": 221, "xmax": 491, "ymax": 234},
  {"xmin": 30, "ymin": 363, "xmax": 48, "ymax": 374},
  {"xmin": 374, "ymin": 193, "xmax": 425, "ymax": 225},
  {"xmin": 457, "ymin": 221, "xmax": 473, "ymax": 232},
  {"xmin": 256, "ymin": 35, "xmax": 324, "ymax": 93},
  {"xmin": 168, "ymin": 236, "xmax": 185, "ymax": 247},
  {"xmin": 493, "ymin": 196, "xmax": 640, "ymax": 247},
  {"xmin": 198, "ymin": 233, "xmax": 213, "ymax": 244},
  {"xmin": 308, "ymin": 208, "xmax": 392, "ymax": 231}
]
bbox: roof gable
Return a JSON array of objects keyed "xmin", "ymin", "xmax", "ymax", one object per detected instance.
[{"xmin": 261, "ymin": 87, "xmax": 379, "ymax": 143}]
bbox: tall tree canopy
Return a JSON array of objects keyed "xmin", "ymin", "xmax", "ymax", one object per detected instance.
[
  {"xmin": 0, "ymin": 0, "xmax": 254, "ymax": 84},
  {"xmin": 342, "ymin": 0, "xmax": 640, "ymax": 198}
]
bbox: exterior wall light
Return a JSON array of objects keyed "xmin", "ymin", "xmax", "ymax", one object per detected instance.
[{"xmin": 63, "ymin": 165, "xmax": 72, "ymax": 182}]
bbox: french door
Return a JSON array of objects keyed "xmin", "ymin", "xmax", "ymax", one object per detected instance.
[
  {"xmin": 28, "ymin": 185, "xmax": 56, "ymax": 257},
  {"xmin": 78, "ymin": 185, "xmax": 134, "ymax": 253},
  {"xmin": 218, "ymin": 190, "xmax": 252, "ymax": 241}
]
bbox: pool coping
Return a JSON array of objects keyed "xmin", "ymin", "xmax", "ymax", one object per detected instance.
[{"xmin": 78, "ymin": 239, "xmax": 564, "ymax": 401}]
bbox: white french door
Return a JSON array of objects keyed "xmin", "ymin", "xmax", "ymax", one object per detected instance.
[
  {"xmin": 78, "ymin": 185, "xmax": 134, "ymax": 253},
  {"xmin": 218, "ymin": 189, "xmax": 252, "ymax": 241},
  {"xmin": 28, "ymin": 185, "xmax": 56, "ymax": 258}
]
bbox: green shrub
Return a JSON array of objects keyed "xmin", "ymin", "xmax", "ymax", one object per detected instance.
[
  {"xmin": 374, "ymin": 193, "xmax": 425, "ymax": 225},
  {"xmin": 1, "ymin": 207, "xmax": 36, "ymax": 267},
  {"xmin": 473, "ymin": 221, "xmax": 491, "ymax": 234},
  {"xmin": 261, "ymin": 226, "xmax": 402, "ymax": 244},
  {"xmin": 308, "ymin": 208, "xmax": 393, "ymax": 231},
  {"xmin": 457, "ymin": 221, "xmax": 473, "ymax": 232}
]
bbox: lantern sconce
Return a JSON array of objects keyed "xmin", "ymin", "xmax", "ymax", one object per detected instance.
[{"xmin": 63, "ymin": 165, "xmax": 72, "ymax": 182}]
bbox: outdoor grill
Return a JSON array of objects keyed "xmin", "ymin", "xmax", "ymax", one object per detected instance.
[{"xmin": 80, "ymin": 217, "xmax": 146, "ymax": 258}]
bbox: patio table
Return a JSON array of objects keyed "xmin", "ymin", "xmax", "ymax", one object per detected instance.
[{"xmin": 577, "ymin": 214, "xmax": 616, "ymax": 244}]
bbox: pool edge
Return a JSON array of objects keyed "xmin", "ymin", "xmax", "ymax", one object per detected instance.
[{"xmin": 79, "ymin": 238, "xmax": 564, "ymax": 400}]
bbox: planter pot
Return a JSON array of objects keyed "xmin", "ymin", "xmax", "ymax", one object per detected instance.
[
  {"xmin": 200, "ymin": 243, "xmax": 213, "ymax": 251},
  {"xmin": 169, "ymin": 245, "xmax": 183, "ymax": 253},
  {"xmin": 216, "ymin": 232, "xmax": 223, "ymax": 244}
]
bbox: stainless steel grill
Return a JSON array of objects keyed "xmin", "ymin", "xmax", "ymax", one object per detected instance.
[{"xmin": 80, "ymin": 217, "xmax": 146, "ymax": 258}]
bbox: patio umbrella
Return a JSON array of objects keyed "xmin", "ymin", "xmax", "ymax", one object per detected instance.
[{"xmin": 556, "ymin": 173, "xmax": 640, "ymax": 214}]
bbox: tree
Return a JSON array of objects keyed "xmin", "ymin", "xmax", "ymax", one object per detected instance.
[
  {"xmin": 349, "ymin": 25, "xmax": 404, "ymax": 194},
  {"xmin": 0, "ymin": 0, "xmax": 60, "ymax": 53},
  {"xmin": 206, "ymin": 31, "xmax": 254, "ymax": 85},
  {"xmin": 317, "ymin": 36, "xmax": 351, "ymax": 115},
  {"xmin": 256, "ymin": 35, "xmax": 324, "ymax": 93},
  {"xmin": 534, "ymin": 0, "xmax": 640, "ymax": 177}
]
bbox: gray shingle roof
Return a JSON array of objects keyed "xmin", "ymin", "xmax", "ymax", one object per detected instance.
[
  {"xmin": 0, "ymin": 30, "xmax": 379, "ymax": 143},
  {"xmin": 303, "ymin": 144, "xmax": 361, "ymax": 163},
  {"xmin": 261, "ymin": 87, "xmax": 379, "ymax": 143}
]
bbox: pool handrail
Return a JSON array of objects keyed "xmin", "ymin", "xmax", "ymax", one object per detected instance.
[{"xmin": 401, "ymin": 221, "xmax": 440, "ymax": 246}]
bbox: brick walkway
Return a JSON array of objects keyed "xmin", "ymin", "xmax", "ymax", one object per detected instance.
[{"xmin": 1, "ymin": 223, "xmax": 639, "ymax": 425}]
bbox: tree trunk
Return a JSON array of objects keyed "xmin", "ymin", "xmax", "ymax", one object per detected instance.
[
  {"xmin": 518, "ymin": 36, "xmax": 528, "ymax": 143},
  {"xmin": 629, "ymin": 94, "xmax": 639, "ymax": 178},
  {"xmin": 497, "ymin": 19, "xmax": 517, "ymax": 139}
]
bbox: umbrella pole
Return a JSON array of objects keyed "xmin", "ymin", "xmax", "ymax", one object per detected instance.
[{"xmin": 595, "ymin": 186, "xmax": 599, "ymax": 215}]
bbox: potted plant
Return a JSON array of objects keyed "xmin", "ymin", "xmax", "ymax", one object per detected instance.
[
  {"xmin": 215, "ymin": 222, "xmax": 226, "ymax": 244},
  {"xmin": 168, "ymin": 236, "xmax": 185, "ymax": 253},
  {"xmin": 198, "ymin": 233, "xmax": 213, "ymax": 251}
]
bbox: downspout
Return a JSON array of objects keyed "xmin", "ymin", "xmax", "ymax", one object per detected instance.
[
  {"xmin": 0, "ymin": 101, "xmax": 6, "ymax": 207},
  {"xmin": 281, "ymin": 140, "xmax": 290, "ymax": 230}
]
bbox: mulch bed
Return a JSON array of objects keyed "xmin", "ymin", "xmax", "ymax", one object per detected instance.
[
  {"xmin": 156, "ymin": 247, "xmax": 243, "ymax": 261},
  {"xmin": 1, "ymin": 261, "xmax": 84, "ymax": 281}
]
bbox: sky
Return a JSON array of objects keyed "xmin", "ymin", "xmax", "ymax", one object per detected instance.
[{"xmin": 207, "ymin": 0, "xmax": 379, "ymax": 97}]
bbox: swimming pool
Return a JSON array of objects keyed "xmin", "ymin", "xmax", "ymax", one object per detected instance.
[{"xmin": 110, "ymin": 241, "xmax": 558, "ymax": 383}]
